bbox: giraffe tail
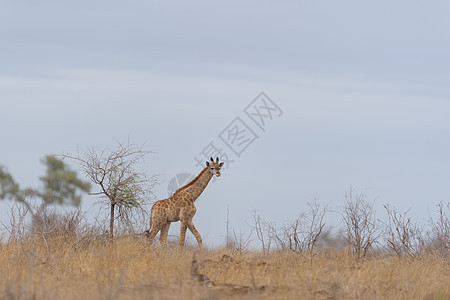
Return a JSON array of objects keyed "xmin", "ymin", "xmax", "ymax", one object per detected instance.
[{"xmin": 145, "ymin": 217, "xmax": 152, "ymax": 236}]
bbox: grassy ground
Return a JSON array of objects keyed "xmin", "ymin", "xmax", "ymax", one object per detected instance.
[{"xmin": 0, "ymin": 234, "xmax": 448, "ymax": 300}]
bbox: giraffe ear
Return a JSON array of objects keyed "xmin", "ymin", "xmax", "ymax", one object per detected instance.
[
  {"xmin": 206, "ymin": 161, "xmax": 210, "ymax": 166},
  {"xmin": 219, "ymin": 162, "xmax": 224, "ymax": 168}
]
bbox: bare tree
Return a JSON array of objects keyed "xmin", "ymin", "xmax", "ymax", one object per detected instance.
[
  {"xmin": 342, "ymin": 189, "xmax": 379, "ymax": 262},
  {"xmin": 250, "ymin": 210, "xmax": 269, "ymax": 253},
  {"xmin": 231, "ymin": 229, "xmax": 253, "ymax": 253},
  {"xmin": 289, "ymin": 200, "xmax": 326, "ymax": 254},
  {"xmin": 63, "ymin": 142, "xmax": 159, "ymax": 238},
  {"xmin": 428, "ymin": 201, "xmax": 450, "ymax": 255},
  {"xmin": 267, "ymin": 200, "xmax": 326, "ymax": 255},
  {"xmin": 383, "ymin": 204, "xmax": 425, "ymax": 258},
  {"xmin": 249, "ymin": 200, "xmax": 327, "ymax": 256}
]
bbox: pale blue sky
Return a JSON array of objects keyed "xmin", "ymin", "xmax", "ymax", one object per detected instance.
[{"xmin": 1, "ymin": 1, "xmax": 449, "ymax": 246}]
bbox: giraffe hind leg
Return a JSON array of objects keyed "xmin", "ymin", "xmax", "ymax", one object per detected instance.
[
  {"xmin": 159, "ymin": 222, "xmax": 171, "ymax": 247},
  {"xmin": 147, "ymin": 226, "xmax": 160, "ymax": 244},
  {"xmin": 147, "ymin": 218, "xmax": 165, "ymax": 245},
  {"xmin": 179, "ymin": 222, "xmax": 188, "ymax": 248}
]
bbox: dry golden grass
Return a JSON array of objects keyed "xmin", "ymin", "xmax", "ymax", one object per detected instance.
[{"xmin": 0, "ymin": 234, "xmax": 448, "ymax": 300}]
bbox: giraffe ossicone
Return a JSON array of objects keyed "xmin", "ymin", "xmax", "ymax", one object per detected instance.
[{"xmin": 146, "ymin": 157, "xmax": 224, "ymax": 249}]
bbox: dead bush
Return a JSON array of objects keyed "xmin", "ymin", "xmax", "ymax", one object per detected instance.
[
  {"xmin": 383, "ymin": 204, "xmax": 426, "ymax": 258},
  {"xmin": 427, "ymin": 201, "xmax": 449, "ymax": 255},
  {"xmin": 341, "ymin": 189, "xmax": 380, "ymax": 262}
]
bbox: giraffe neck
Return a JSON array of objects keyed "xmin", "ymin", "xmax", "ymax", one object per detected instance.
[{"xmin": 180, "ymin": 167, "xmax": 213, "ymax": 202}]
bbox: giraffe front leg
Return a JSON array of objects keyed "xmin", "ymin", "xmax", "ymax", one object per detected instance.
[
  {"xmin": 188, "ymin": 221, "xmax": 203, "ymax": 250},
  {"xmin": 179, "ymin": 222, "xmax": 188, "ymax": 248}
]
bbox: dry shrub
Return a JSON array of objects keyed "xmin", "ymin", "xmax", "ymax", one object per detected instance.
[
  {"xmin": 267, "ymin": 200, "xmax": 326, "ymax": 255},
  {"xmin": 342, "ymin": 189, "xmax": 380, "ymax": 262},
  {"xmin": 428, "ymin": 201, "xmax": 450, "ymax": 256},
  {"xmin": 249, "ymin": 200, "xmax": 327, "ymax": 256},
  {"xmin": 383, "ymin": 204, "xmax": 426, "ymax": 258}
]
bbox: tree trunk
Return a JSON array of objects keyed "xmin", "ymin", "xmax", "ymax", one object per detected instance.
[{"xmin": 110, "ymin": 202, "xmax": 115, "ymax": 239}]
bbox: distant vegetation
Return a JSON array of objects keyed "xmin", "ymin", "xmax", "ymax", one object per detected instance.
[{"xmin": 0, "ymin": 155, "xmax": 91, "ymax": 207}]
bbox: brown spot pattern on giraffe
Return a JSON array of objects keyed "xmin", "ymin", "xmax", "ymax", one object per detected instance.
[{"xmin": 146, "ymin": 158, "xmax": 224, "ymax": 249}]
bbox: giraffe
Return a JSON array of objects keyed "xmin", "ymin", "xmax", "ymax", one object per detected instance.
[{"xmin": 146, "ymin": 157, "xmax": 224, "ymax": 249}]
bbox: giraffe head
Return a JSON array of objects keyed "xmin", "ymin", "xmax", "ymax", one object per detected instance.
[{"xmin": 206, "ymin": 157, "xmax": 224, "ymax": 177}]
